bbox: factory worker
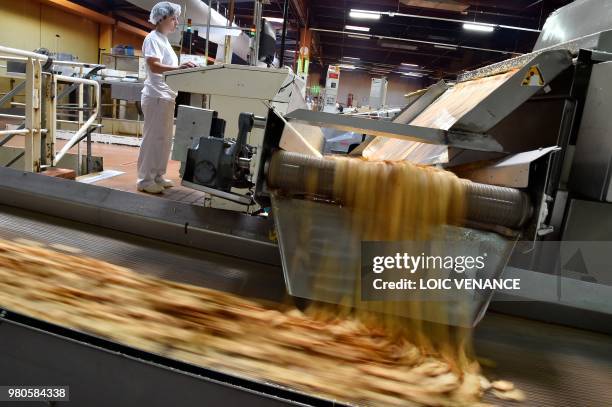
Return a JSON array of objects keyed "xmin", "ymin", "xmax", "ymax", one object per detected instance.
[{"xmin": 137, "ymin": 1, "xmax": 196, "ymax": 194}]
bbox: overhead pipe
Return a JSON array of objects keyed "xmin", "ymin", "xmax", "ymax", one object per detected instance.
[{"xmin": 310, "ymin": 28, "xmax": 522, "ymax": 56}]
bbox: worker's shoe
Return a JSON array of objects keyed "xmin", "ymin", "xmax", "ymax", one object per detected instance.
[
  {"xmin": 138, "ymin": 183, "xmax": 165, "ymax": 194},
  {"xmin": 155, "ymin": 178, "xmax": 175, "ymax": 188}
]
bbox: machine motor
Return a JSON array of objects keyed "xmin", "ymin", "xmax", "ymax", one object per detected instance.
[{"xmin": 182, "ymin": 112, "xmax": 256, "ymax": 201}]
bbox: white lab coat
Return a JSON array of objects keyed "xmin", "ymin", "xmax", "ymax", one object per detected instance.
[{"xmin": 137, "ymin": 30, "xmax": 179, "ymax": 189}]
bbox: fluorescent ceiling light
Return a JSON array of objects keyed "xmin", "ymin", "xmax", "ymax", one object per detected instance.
[
  {"xmin": 349, "ymin": 10, "xmax": 381, "ymax": 20},
  {"xmin": 263, "ymin": 17, "xmax": 284, "ymax": 23},
  {"xmin": 351, "ymin": 9, "xmax": 542, "ymax": 33},
  {"xmin": 348, "ymin": 34, "xmax": 371, "ymax": 39},
  {"xmin": 351, "ymin": 9, "xmax": 537, "ymax": 33},
  {"xmin": 434, "ymin": 44, "xmax": 457, "ymax": 50},
  {"xmin": 339, "ymin": 64, "xmax": 356, "ymax": 70},
  {"xmin": 463, "ymin": 23, "xmax": 494, "ymax": 33},
  {"xmin": 402, "ymin": 72, "xmax": 424, "ymax": 77},
  {"xmin": 343, "ymin": 56, "xmax": 360, "ymax": 60},
  {"xmin": 345, "ymin": 25, "xmax": 370, "ymax": 32},
  {"xmin": 401, "ymin": 62, "xmax": 419, "ymax": 67},
  {"xmin": 379, "ymin": 41, "xmax": 418, "ymax": 51}
]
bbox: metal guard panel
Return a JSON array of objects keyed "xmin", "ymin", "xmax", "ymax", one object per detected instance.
[
  {"xmin": 392, "ymin": 80, "xmax": 448, "ymax": 125},
  {"xmin": 452, "ymin": 50, "xmax": 573, "ymax": 134},
  {"xmin": 534, "ymin": 0, "xmax": 612, "ymax": 51},
  {"xmin": 286, "ymin": 110, "xmax": 503, "ymax": 153},
  {"xmin": 285, "ymin": 109, "xmax": 447, "ymax": 144}
]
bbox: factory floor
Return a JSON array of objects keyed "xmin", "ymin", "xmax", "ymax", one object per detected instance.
[
  {"xmin": 5, "ymin": 136, "xmax": 208, "ymax": 206},
  {"xmin": 78, "ymin": 141, "xmax": 208, "ymax": 206}
]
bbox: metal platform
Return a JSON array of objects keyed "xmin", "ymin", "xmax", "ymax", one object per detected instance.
[{"xmin": 0, "ymin": 204, "xmax": 611, "ymax": 406}]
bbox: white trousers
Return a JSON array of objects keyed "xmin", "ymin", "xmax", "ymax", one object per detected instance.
[{"xmin": 137, "ymin": 95, "xmax": 175, "ymax": 188}]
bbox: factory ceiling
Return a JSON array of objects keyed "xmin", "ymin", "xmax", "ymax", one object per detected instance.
[
  {"xmin": 304, "ymin": 0, "xmax": 575, "ymax": 80},
  {"xmin": 72, "ymin": 0, "xmax": 575, "ymax": 81},
  {"xmin": 226, "ymin": 0, "xmax": 576, "ymax": 81}
]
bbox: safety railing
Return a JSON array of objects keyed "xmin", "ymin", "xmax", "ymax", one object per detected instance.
[
  {"xmin": 0, "ymin": 45, "xmax": 101, "ymax": 174},
  {"xmin": 0, "ymin": 45, "xmax": 47, "ymax": 172},
  {"xmin": 53, "ymin": 75, "xmax": 100, "ymax": 166}
]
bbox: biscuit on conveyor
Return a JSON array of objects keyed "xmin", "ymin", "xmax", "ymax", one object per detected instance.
[
  {"xmin": 50, "ymin": 243, "xmax": 83, "ymax": 254},
  {"xmin": 0, "ymin": 235, "xmax": 526, "ymax": 407},
  {"xmin": 491, "ymin": 380, "xmax": 515, "ymax": 391},
  {"xmin": 492, "ymin": 388, "xmax": 527, "ymax": 402}
]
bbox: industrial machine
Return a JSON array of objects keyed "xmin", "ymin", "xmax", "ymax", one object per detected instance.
[
  {"xmin": 369, "ymin": 77, "xmax": 388, "ymax": 109},
  {"xmin": 257, "ymin": 18, "xmax": 277, "ymax": 66},
  {"xmin": 165, "ymin": 63, "xmax": 308, "ymax": 211},
  {"xmin": 1, "ymin": 0, "xmax": 612, "ymax": 405},
  {"xmin": 182, "ymin": 111, "xmax": 257, "ymax": 205}
]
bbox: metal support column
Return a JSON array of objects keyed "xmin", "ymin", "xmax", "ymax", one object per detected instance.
[
  {"xmin": 279, "ymin": 0, "xmax": 289, "ymax": 67},
  {"xmin": 24, "ymin": 58, "xmax": 42, "ymax": 172},
  {"xmin": 205, "ymin": 0, "xmax": 212, "ymax": 65},
  {"xmin": 251, "ymin": 0, "xmax": 263, "ymax": 66},
  {"xmin": 86, "ymin": 131, "xmax": 92, "ymax": 174},
  {"xmin": 77, "ymin": 81, "xmax": 84, "ymax": 176},
  {"xmin": 43, "ymin": 75, "xmax": 57, "ymax": 167},
  {"xmin": 223, "ymin": 0, "xmax": 235, "ymax": 64}
]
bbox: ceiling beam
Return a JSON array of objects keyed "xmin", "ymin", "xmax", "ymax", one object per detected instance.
[
  {"xmin": 290, "ymin": 0, "xmax": 308, "ymax": 27},
  {"xmin": 312, "ymin": 28, "xmax": 521, "ymax": 56},
  {"xmin": 312, "ymin": 12, "xmax": 467, "ymax": 30},
  {"xmin": 116, "ymin": 21, "xmax": 148, "ymax": 38},
  {"xmin": 38, "ymin": 0, "xmax": 116, "ymax": 25},
  {"xmin": 114, "ymin": 10, "xmax": 154, "ymax": 30},
  {"xmin": 400, "ymin": 0, "xmax": 468, "ymax": 12},
  {"xmin": 318, "ymin": 40, "xmax": 460, "ymax": 60},
  {"xmin": 463, "ymin": 0, "xmax": 532, "ymax": 11},
  {"xmin": 310, "ymin": 1, "xmax": 539, "ymax": 22}
]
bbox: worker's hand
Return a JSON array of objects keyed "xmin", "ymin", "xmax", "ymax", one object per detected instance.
[{"xmin": 179, "ymin": 61, "xmax": 197, "ymax": 69}]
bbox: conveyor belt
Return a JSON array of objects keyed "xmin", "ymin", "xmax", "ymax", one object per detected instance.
[
  {"xmin": 0, "ymin": 205, "xmax": 323, "ymax": 407},
  {"xmin": 0, "ymin": 205, "xmax": 284, "ymax": 302},
  {"xmin": 0, "ymin": 205, "xmax": 611, "ymax": 406},
  {"xmin": 476, "ymin": 313, "xmax": 612, "ymax": 406}
]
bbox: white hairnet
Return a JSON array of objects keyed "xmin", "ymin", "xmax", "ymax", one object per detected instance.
[{"xmin": 149, "ymin": 2, "xmax": 182, "ymax": 25}]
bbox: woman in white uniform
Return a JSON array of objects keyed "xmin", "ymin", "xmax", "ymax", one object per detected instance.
[{"xmin": 137, "ymin": 1, "xmax": 196, "ymax": 194}]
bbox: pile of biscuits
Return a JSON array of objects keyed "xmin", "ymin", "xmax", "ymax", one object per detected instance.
[{"xmin": 0, "ymin": 238, "xmax": 524, "ymax": 406}]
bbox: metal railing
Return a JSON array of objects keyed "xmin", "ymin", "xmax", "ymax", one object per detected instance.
[
  {"xmin": 0, "ymin": 45, "xmax": 101, "ymax": 174},
  {"xmin": 0, "ymin": 45, "xmax": 46, "ymax": 171},
  {"xmin": 53, "ymin": 75, "xmax": 100, "ymax": 166}
]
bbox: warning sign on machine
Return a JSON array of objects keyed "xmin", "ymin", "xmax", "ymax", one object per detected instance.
[{"xmin": 522, "ymin": 65, "xmax": 545, "ymax": 86}]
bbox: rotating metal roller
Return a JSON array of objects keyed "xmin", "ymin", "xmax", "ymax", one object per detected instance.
[
  {"xmin": 267, "ymin": 150, "xmax": 533, "ymax": 230},
  {"xmin": 464, "ymin": 182, "xmax": 532, "ymax": 230}
]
